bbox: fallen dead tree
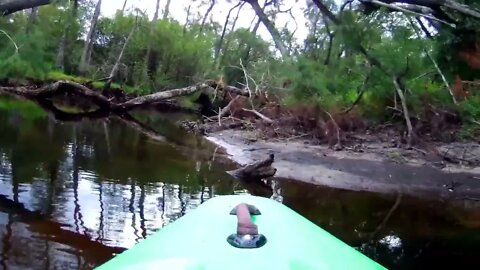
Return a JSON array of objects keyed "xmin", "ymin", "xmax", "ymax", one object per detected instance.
[{"xmin": 0, "ymin": 79, "xmax": 252, "ymax": 113}]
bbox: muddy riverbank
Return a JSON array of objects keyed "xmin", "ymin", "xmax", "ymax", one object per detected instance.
[{"xmin": 205, "ymin": 129, "xmax": 480, "ymax": 201}]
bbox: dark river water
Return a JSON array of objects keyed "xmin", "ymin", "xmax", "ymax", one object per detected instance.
[{"xmin": 0, "ymin": 96, "xmax": 479, "ymax": 270}]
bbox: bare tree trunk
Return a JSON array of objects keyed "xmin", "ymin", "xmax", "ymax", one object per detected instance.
[
  {"xmin": 183, "ymin": 2, "xmax": 193, "ymax": 34},
  {"xmin": 79, "ymin": 0, "xmax": 102, "ymax": 74},
  {"xmin": 25, "ymin": 7, "xmax": 38, "ymax": 34},
  {"xmin": 393, "ymin": 77, "xmax": 414, "ymax": 145},
  {"xmin": 219, "ymin": 2, "xmax": 244, "ymax": 65},
  {"xmin": 162, "ymin": 0, "xmax": 171, "ymax": 20},
  {"xmin": 242, "ymin": 17, "xmax": 261, "ymax": 67},
  {"xmin": 199, "ymin": 0, "xmax": 215, "ymax": 33},
  {"xmin": 105, "ymin": 22, "xmax": 136, "ymax": 89},
  {"xmin": 55, "ymin": 3, "xmax": 78, "ymax": 71},
  {"xmin": 55, "ymin": 29, "xmax": 67, "ymax": 71},
  {"xmin": 121, "ymin": 0, "xmax": 128, "ymax": 13},
  {"xmin": 214, "ymin": 2, "xmax": 242, "ymax": 68},
  {"xmin": 152, "ymin": 0, "xmax": 160, "ymax": 20},
  {"xmin": 323, "ymin": 16, "xmax": 334, "ymax": 65},
  {"xmin": 145, "ymin": 0, "xmax": 161, "ymax": 81},
  {"xmin": 244, "ymin": 0, "xmax": 289, "ymax": 58}
]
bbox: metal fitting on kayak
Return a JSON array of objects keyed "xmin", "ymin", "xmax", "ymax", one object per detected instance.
[{"xmin": 227, "ymin": 203, "xmax": 267, "ymax": 249}]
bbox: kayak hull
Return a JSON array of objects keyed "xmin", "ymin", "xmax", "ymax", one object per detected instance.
[{"xmin": 96, "ymin": 195, "xmax": 386, "ymax": 270}]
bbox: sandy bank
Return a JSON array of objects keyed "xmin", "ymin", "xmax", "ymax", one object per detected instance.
[{"xmin": 206, "ymin": 129, "xmax": 480, "ymax": 200}]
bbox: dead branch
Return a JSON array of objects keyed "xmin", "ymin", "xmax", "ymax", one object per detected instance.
[
  {"xmin": 343, "ymin": 65, "xmax": 372, "ymax": 114},
  {"xmin": 119, "ymin": 83, "xmax": 213, "ymax": 109},
  {"xmin": 321, "ymin": 108, "xmax": 343, "ymax": 149},
  {"xmin": 393, "ymin": 77, "xmax": 414, "ymax": 145},
  {"xmin": 242, "ymin": 108, "xmax": 274, "ymax": 123},
  {"xmin": 0, "ymin": 29, "xmax": 18, "ymax": 54},
  {"xmin": 105, "ymin": 16, "xmax": 137, "ymax": 89},
  {"xmin": 212, "ymin": 95, "xmax": 241, "ymax": 121},
  {"xmin": 205, "ymin": 80, "xmax": 250, "ymax": 97},
  {"xmin": 228, "ymin": 154, "xmax": 276, "ymax": 181},
  {"xmin": 407, "ymin": 17, "xmax": 457, "ymax": 105},
  {"xmin": 361, "ymin": 0, "xmax": 456, "ymax": 27}
]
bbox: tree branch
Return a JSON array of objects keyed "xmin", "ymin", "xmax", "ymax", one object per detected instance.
[
  {"xmin": 0, "ymin": 0, "xmax": 50, "ymax": 15},
  {"xmin": 407, "ymin": 16, "xmax": 457, "ymax": 105},
  {"xmin": 0, "ymin": 29, "xmax": 18, "ymax": 54},
  {"xmin": 361, "ymin": 0, "xmax": 456, "ymax": 27}
]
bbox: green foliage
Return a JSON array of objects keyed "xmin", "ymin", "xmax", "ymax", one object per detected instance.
[
  {"xmin": 0, "ymin": 98, "xmax": 47, "ymax": 120},
  {"xmin": 0, "ymin": 31, "xmax": 52, "ymax": 79},
  {"xmin": 0, "ymin": 0, "xmax": 478, "ymax": 137},
  {"xmin": 220, "ymin": 28, "xmax": 273, "ymax": 85},
  {"xmin": 459, "ymin": 98, "xmax": 480, "ymax": 124}
]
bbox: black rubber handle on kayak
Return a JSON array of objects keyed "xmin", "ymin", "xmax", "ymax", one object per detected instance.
[{"xmin": 227, "ymin": 203, "xmax": 267, "ymax": 249}]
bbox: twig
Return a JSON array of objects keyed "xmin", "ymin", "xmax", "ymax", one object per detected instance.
[{"xmin": 0, "ymin": 29, "xmax": 19, "ymax": 54}]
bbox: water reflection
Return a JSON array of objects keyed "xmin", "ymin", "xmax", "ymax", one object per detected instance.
[{"xmin": 0, "ymin": 97, "xmax": 479, "ymax": 270}]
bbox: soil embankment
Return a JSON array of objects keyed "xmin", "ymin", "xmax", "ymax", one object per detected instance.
[{"xmin": 206, "ymin": 129, "xmax": 480, "ymax": 200}]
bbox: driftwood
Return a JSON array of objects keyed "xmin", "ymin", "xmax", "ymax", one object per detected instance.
[{"xmin": 228, "ymin": 154, "xmax": 276, "ymax": 181}]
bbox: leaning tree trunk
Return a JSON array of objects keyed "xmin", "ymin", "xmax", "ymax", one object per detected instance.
[
  {"xmin": 214, "ymin": 2, "xmax": 242, "ymax": 69},
  {"xmin": 25, "ymin": 7, "xmax": 38, "ymax": 34},
  {"xmin": 105, "ymin": 22, "xmax": 136, "ymax": 89},
  {"xmin": 243, "ymin": 0, "xmax": 289, "ymax": 58},
  {"xmin": 55, "ymin": 3, "xmax": 78, "ymax": 71},
  {"xmin": 199, "ymin": 0, "xmax": 216, "ymax": 33},
  {"xmin": 183, "ymin": 2, "xmax": 193, "ymax": 34},
  {"xmin": 121, "ymin": 0, "xmax": 127, "ymax": 13},
  {"xmin": 145, "ymin": 0, "xmax": 161, "ymax": 81},
  {"xmin": 242, "ymin": 17, "xmax": 261, "ymax": 67},
  {"xmin": 162, "ymin": 0, "xmax": 171, "ymax": 20},
  {"xmin": 218, "ymin": 2, "xmax": 245, "ymax": 67},
  {"xmin": 78, "ymin": 0, "xmax": 102, "ymax": 74}
]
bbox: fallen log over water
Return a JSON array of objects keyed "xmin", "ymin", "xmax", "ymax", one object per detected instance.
[{"xmin": 0, "ymin": 79, "xmax": 251, "ymax": 113}]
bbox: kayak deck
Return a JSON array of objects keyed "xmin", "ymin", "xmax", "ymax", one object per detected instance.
[{"xmin": 96, "ymin": 195, "xmax": 386, "ymax": 270}]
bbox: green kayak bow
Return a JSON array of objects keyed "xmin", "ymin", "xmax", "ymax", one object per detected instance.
[{"xmin": 96, "ymin": 195, "xmax": 386, "ymax": 270}]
